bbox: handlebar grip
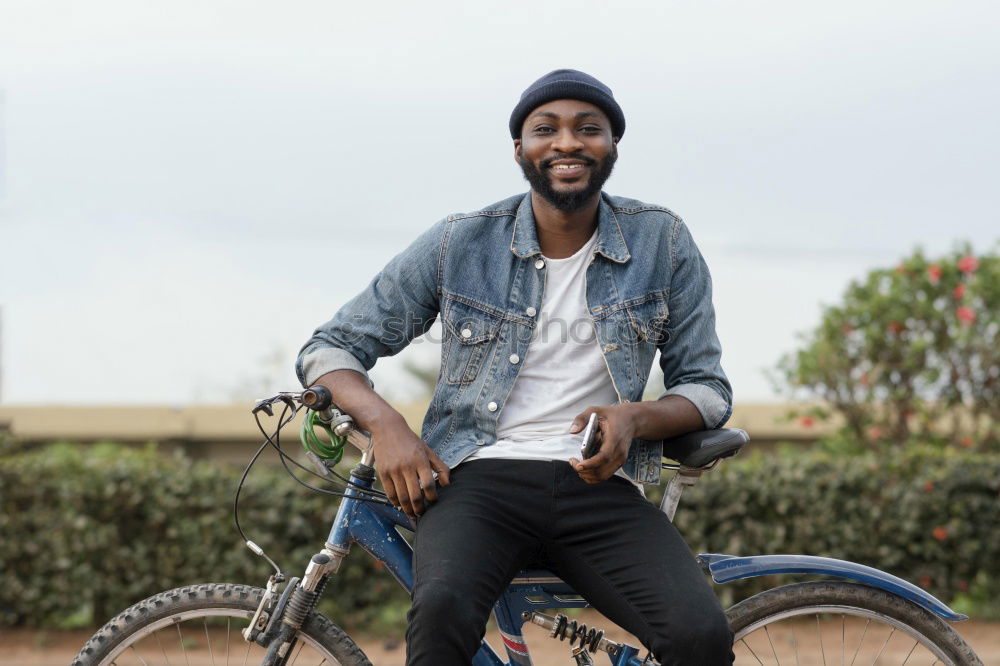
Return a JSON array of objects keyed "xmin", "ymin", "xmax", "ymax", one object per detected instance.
[{"xmin": 301, "ymin": 385, "xmax": 333, "ymax": 411}]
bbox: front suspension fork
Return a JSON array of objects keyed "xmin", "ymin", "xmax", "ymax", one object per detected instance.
[{"xmin": 247, "ymin": 544, "xmax": 350, "ymax": 665}]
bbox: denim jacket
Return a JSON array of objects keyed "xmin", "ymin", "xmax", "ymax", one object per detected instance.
[{"xmin": 297, "ymin": 192, "xmax": 731, "ymax": 484}]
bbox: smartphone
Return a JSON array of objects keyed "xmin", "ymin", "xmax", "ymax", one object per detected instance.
[{"xmin": 579, "ymin": 413, "xmax": 601, "ymax": 459}]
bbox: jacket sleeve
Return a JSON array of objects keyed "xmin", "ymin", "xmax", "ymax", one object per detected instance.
[
  {"xmin": 658, "ymin": 219, "xmax": 733, "ymax": 428},
  {"xmin": 295, "ymin": 218, "xmax": 448, "ymax": 388}
]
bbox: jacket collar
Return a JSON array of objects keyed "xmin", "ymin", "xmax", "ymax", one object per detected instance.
[{"xmin": 510, "ymin": 192, "xmax": 631, "ymax": 263}]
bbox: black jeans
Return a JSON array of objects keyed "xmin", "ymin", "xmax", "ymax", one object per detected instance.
[{"xmin": 405, "ymin": 460, "xmax": 734, "ymax": 665}]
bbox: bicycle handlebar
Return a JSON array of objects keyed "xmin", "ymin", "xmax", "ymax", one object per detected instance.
[{"xmin": 301, "ymin": 385, "xmax": 333, "ymax": 411}]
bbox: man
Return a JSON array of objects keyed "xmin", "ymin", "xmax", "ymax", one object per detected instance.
[{"xmin": 297, "ymin": 69, "xmax": 734, "ymax": 664}]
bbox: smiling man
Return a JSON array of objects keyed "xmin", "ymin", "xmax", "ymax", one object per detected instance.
[{"xmin": 298, "ymin": 69, "xmax": 734, "ymax": 664}]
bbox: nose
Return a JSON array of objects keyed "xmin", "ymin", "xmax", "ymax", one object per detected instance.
[{"xmin": 551, "ymin": 127, "xmax": 585, "ymax": 153}]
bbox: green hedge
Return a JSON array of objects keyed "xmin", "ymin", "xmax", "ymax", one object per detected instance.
[
  {"xmin": 670, "ymin": 445, "xmax": 1000, "ymax": 616},
  {"xmin": 0, "ymin": 441, "xmax": 410, "ymax": 631},
  {"xmin": 1, "ymin": 440, "xmax": 997, "ymax": 630}
]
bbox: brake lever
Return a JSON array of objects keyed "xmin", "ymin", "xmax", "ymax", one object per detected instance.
[
  {"xmin": 252, "ymin": 399, "xmax": 275, "ymax": 417},
  {"xmin": 252, "ymin": 392, "xmax": 303, "ymax": 416}
]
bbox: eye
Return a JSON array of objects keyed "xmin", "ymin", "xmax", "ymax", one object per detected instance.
[
  {"xmin": 532, "ymin": 125, "xmax": 555, "ymax": 134},
  {"xmin": 580, "ymin": 125, "xmax": 602, "ymax": 134}
]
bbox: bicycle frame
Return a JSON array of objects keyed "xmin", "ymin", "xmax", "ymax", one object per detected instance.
[
  {"xmin": 312, "ymin": 463, "xmax": 968, "ymax": 666},
  {"xmin": 324, "ymin": 463, "xmax": 646, "ymax": 666}
]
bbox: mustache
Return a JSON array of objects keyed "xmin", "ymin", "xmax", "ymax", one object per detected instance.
[{"xmin": 540, "ymin": 155, "xmax": 597, "ymax": 169}]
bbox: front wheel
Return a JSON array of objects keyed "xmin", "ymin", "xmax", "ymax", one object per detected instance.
[
  {"xmin": 725, "ymin": 581, "xmax": 982, "ymax": 666},
  {"xmin": 72, "ymin": 582, "xmax": 372, "ymax": 666}
]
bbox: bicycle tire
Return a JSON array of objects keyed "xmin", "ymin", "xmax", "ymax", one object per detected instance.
[
  {"xmin": 71, "ymin": 582, "xmax": 372, "ymax": 666},
  {"xmin": 725, "ymin": 581, "xmax": 982, "ymax": 666}
]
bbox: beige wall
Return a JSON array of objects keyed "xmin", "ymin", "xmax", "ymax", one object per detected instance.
[{"xmin": 0, "ymin": 402, "xmax": 829, "ymax": 463}]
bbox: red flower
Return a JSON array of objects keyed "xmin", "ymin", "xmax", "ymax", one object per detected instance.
[
  {"xmin": 953, "ymin": 284, "xmax": 966, "ymax": 299},
  {"xmin": 927, "ymin": 264, "xmax": 942, "ymax": 284},
  {"xmin": 960, "ymin": 436, "xmax": 974, "ymax": 448},
  {"xmin": 799, "ymin": 416, "xmax": 815, "ymax": 428},
  {"xmin": 867, "ymin": 425, "xmax": 883, "ymax": 440},
  {"xmin": 932, "ymin": 526, "xmax": 948, "ymax": 541},
  {"xmin": 887, "ymin": 322, "xmax": 904, "ymax": 334},
  {"xmin": 923, "ymin": 480, "xmax": 934, "ymax": 492},
  {"xmin": 957, "ymin": 255, "xmax": 979, "ymax": 274},
  {"xmin": 919, "ymin": 575, "xmax": 933, "ymax": 588},
  {"xmin": 958, "ymin": 580, "xmax": 969, "ymax": 593},
  {"xmin": 956, "ymin": 306, "xmax": 976, "ymax": 325},
  {"xmin": 859, "ymin": 373, "xmax": 871, "ymax": 387}
]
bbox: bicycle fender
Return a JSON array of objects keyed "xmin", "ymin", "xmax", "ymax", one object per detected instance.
[{"xmin": 698, "ymin": 553, "xmax": 967, "ymax": 622}]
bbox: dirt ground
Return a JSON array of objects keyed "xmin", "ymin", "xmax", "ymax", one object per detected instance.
[{"xmin": 2, "ymin": 611, "xmax": 997, "ymax": 665}]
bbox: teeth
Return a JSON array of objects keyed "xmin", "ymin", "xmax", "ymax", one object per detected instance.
[{"xmin": 553, "ymin": 164, "xmax": 584, "ymax": 169}]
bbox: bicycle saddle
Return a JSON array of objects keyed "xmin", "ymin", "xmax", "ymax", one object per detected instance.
[{"xmin": 660, "ymin": 428, "xmax": 749, "ymax": 468}]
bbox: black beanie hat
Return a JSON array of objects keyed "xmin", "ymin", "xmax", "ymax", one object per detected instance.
[{"xmin": 509, "ymin": 69, "xmax": 625, "ymax": 140}]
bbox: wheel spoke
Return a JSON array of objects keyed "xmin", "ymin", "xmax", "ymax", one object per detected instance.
[
  {"xmin": 155, "ymin": 629, "xmax": 173, "ymax": 666},
  {"xmin": 872, "ymin": 627, "xmax": 895, "ymax": 664},
  {"xmin": 177, "ymin": 624, "xmax": 191, "ymax": 666},
  {"xmin": 290, "ymin": 641, "xmax": 305, "ymax": 665},
  {"xmin": 226, "ymin": 617, "xmax": 231, "ymax": 666},
  {"xmin": 900, "ymin": 639, "xmax": 918, "ymax": 665},
  {"xmin": 792, "ymin": 623, "xmax": 800, "ymax": 666},
  {"xmin": 763, "ymin": 624, "xmax": 780, "ymax": 666},
  {"xmin": 840, "ymin": 615, "xmax": 844, "ymax": 666},
  {"xmin": 849, "ymin": 619, "xmax": 870, "ymax": 666},
  {"xmin": 129, "ymin": 645, "xmax": 150, "ymax": 666},
  {"xmin": 242, "ymin": 636, "xmax": 252, "ymax": 666},
  {"xmin": 205, "ymin": 617, "xmax": 216, "ymax": 666},
  {"xmin": 739, "ymin": 638, "xmax": 765, "ymax": 665},
  {"xmin": 817, "ymin": 614, "xmax": 827, "ymax": 666}
]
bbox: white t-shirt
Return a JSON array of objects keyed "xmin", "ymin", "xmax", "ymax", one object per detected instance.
[{"xmin": 465, "ymin": 230, "xmax": 629, "ymax": 478}]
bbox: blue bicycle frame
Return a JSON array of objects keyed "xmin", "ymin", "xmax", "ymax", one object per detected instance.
[{"xmin": 325, "ymin": 464, "xmax": 966, "ymax": 666}]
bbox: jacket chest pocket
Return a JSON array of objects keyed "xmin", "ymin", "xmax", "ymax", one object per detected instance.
[
  {"xmin": 602, "ymin": 294, "xmax": 670, "ymax": 383},
  {"xmin": 626, "ymin": 297, "xmax": 670, "ymax": 347},
  {"xmin": 442, "ymin": 298, "xmax": 503, "ymax": 384}
]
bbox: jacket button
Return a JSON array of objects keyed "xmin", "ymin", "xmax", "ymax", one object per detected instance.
[
  {"xmin": 461, "ymin": 328, "xmax": 472, "ymax": 339},
  {"xmin": 487, "ymin": 401, "xmax": 498, "ymax": 412},
  {"xmin": 509, "ymin": 354, "xmax": 520, "ymax": 364},
  {"xmin": 535, "ymin": 259, "xmax": 545, "ymax": 269},
  {"xmin": 525, "ymin": 306, "xmax": 537, "ymax": 317},
  {"xmin": 475, "ymin": 439, "xmax": 485, "ymax": 446}
]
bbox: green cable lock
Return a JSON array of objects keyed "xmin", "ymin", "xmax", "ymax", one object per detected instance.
[{"xmin": 300, "ymin": 409, "xmax": 347, "ymax": 465}]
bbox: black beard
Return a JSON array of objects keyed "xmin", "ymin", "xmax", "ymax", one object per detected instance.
[{"xmin": 518, "ymin": 148, "xmax": 618, "ymax": 212}]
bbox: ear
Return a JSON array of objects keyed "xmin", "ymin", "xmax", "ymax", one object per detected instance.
[{"xmin": 513, "ymin": 139, "xmax": 522, "ymax": 162}]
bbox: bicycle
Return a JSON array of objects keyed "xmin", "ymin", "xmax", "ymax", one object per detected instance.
[{"xmin": 72, "ymin": 387, "xmax": 984, "ymax": 665}]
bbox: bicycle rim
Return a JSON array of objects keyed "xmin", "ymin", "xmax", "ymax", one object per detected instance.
[
  {"xmin": 735, "ymin": 604, "xmax": 953, "ymax": 665},
  {"xmin": 727, "ymin": 582, "xmax": 980, "ymax": 666},
  {"xmin": 94, "ymin": 606, "xmax": 344, "ymax": 666}
]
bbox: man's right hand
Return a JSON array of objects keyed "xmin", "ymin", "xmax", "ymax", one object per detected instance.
[
  {"xmin": 307, "ymin": 369, "xmax": 451, "ymax": 519},
  {"xmin": 371, "ymin": 417, "xmax": 451, "ymax": 519}
]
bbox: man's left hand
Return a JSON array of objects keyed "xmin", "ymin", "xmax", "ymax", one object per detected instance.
[{"xmin": 567, "ymin": 404, "xmax": 637, "ymax": 483}]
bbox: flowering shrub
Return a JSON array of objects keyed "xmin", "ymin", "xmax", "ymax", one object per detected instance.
[
  {"xmin": 671, "ymin": 444, "xmax": 1000, "ymax": 617},
  {"xmin": 776, "ymin": 244, "xmax": 1000, "ymax": 450}
]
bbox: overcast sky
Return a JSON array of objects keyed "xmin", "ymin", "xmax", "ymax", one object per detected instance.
[{"xmin": 1, "ymin": 0, "xmax": 997, "ymax": 405}]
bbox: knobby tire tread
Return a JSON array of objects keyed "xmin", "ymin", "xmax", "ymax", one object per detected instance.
[
  {"xmin": 71, "ymin": 582, "xmax": 372, "ymax": 666},
  {"xmin": 725, "ymin": 581, "xmax": 982, "ymax": 666}
]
